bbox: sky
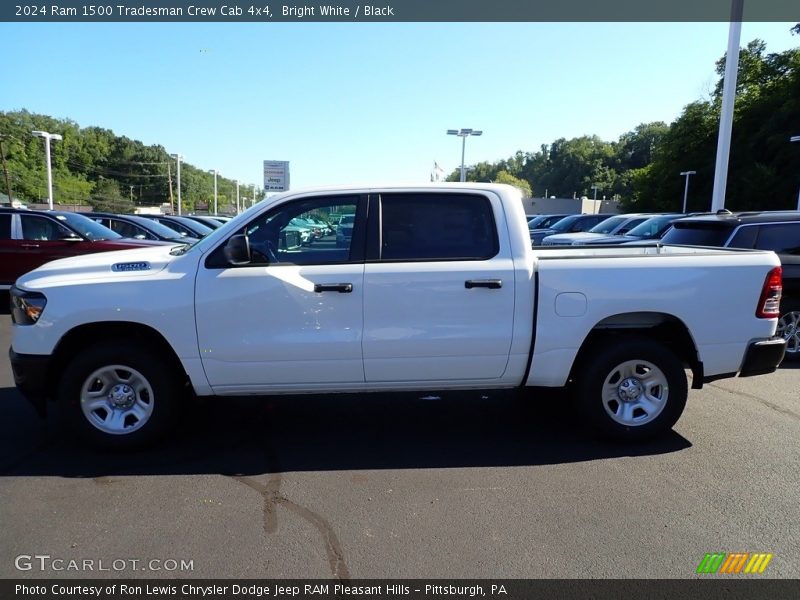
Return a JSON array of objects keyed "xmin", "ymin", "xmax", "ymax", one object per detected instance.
[{"xmin": 1, "ymin": 20, "xmax": 798, "ymax": 192}]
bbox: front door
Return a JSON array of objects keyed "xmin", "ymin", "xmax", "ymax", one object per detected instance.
[{"xmin": 195, "ymin": 194, "xmax": 367, "ymax": 393}]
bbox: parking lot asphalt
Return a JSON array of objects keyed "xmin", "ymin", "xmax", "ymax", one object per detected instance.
[{"xmin": 0, "ymin": 308, "xmax": 798, "ymax": 580}]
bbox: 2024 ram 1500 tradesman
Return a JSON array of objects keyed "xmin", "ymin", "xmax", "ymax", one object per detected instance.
[{"xmin": 8, "ymin": 184, "xmax": 787, "ymax": 447}]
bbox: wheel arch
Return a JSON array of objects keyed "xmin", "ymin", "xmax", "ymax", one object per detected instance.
[
  {"xmin": 48, "ymin": 321, "xmax": 190, "ymax": 400},
  {"xmin": 570, "ymin": 312, "xmax": 703, "ymax": 389}
]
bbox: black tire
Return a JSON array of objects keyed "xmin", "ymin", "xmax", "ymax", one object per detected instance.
[
  {"xmin": 575, "ymin": 337, "xmax": 687, "ymax": 441},
  {"xmin": 776, "ymin": 298, "xmax": 800, "ymax": 362},
  {"xmin": 58, "ymin": 341, "xmax": 179, "ymax": 449}
]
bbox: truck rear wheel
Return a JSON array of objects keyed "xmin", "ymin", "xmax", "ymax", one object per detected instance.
[
  {"xmin": 575, "ymin": 338, "xmax": 687, "ymax": 441},
  {"xmin": 58, "ymin": 341, "xmax": 177, "ymax": 448}
]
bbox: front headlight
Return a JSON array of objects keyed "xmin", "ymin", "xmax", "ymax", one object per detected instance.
[{"xmin": 9, "ymin": 286, "xmax": 47, "ymax": 325}]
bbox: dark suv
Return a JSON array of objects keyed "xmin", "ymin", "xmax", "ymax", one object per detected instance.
[
  {"xmin": 661, "ymin": 211, "xmax": 800, "ymax": 360},
  {"xmin": 0, "ymin": 208, "xmax": 169, "ymax": 288}
]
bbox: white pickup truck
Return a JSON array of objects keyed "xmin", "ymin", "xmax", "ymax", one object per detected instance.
[{"xmin": 8, "ymin": 184, "xmax": 786, "ymax": 447}]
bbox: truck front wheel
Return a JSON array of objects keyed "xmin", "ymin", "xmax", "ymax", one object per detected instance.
[
  {"xmin": 575, "ymin": 338, "xmax": 687, "ymax": 441},
  {"xmin": 58, "ymin": 341, "xmax": 177, "ymax": 448}
]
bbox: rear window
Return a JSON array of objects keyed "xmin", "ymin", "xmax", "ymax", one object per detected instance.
[
  {"xmin": 379, "ymin": 193, "xmax": 498, "ymax": 261},
  {"xmin": 660, "ymin": 222, "xmax": 734, "ymax": 246}
]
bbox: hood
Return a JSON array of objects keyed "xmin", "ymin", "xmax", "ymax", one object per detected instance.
[
  {"xmin": 16, "ymin": 244, "xmax": 183, "ymax": 290},
  {"xmin": 580, "ymin": 234, "xmax": 639, "ymax": 245},
  {"xmin": 542, "ymin": 232, "xmax": 609, "ymax": 245}
]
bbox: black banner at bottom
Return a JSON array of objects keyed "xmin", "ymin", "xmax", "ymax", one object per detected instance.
[{"xmin": 4, "ymin": 579, "xmax": 800, "ymax": 600}]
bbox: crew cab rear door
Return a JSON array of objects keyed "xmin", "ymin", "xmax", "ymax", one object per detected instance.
[{"xmin": 362, "ymin": 191, "xmax": 515, "ymax": 382}]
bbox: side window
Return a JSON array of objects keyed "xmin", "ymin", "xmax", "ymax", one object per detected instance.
[
  {"xmin": 242, "ymin": 195, "xmax": 360, "ymax": 266},
  {"xmin": 754, "ymin": 224, "xmax": 800, "ymax": 255},
  {"xmin": 379, "ymin": 193, "xmax": 498, "ymax": 261},
  {"xmin": 110, "ymin": 219, "xmax": 147, "ymax": 239},
  {"xmin": 728, "ymin": 225, "xmax": 758, "ymax": 249},
  {"xmin": 20, "ymin": 215, "xmax": 72, "ymax": 241},
  {"xmin": 0, "ymin": 214, "xmax": 11, "ymax": 239}
]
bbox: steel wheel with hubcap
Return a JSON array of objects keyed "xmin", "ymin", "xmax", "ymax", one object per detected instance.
[
  {"xmin": 59, "ymin": 341, "xmax": 178, "ymax": 448},
  {"xmin": 577, "ymin": 337, "xmax": 687, "ymax": 440},
  {"xmin": 80, "ymin": 365, "xmax": 155, "ymax": 435}
]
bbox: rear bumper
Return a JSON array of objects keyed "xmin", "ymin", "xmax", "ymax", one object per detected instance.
[
  {"xmin": 8, "ymin": 347, "xmax": 51, "ymax": 417},
  {"xmin": 739, "ymin": 337, "xmax": 786, "ymax": 377}
]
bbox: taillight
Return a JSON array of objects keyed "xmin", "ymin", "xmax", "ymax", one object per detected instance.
[{"xmin": 756, "ymin": 266, "xmax": 782, "ymax": 318}]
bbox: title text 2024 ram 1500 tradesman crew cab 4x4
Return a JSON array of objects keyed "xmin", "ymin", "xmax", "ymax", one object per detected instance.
[{"xmin": 8, "ymin": 184, "xmax": 786, "ymax": 447}]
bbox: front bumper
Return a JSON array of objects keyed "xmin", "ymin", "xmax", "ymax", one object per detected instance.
[
  {"xmin": 739, "ymin": 337, "xmax": 786, "ymax": 377},
  {"xmin": 8, "ymin": 347, "xmax": 52, "ymax": 417}
]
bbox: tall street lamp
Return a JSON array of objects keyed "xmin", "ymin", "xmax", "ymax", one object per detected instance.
[
  {"xmin": 172, "ymin": 154, "xmax": 183, "ymax": 215},
  {"xmin": 680, "ymin": 171, "xmax": 696, "ymax": 213},
  {"xmin": 208, "ymin": 169, "xmax": 218, "ymax": 215},
  {"xmin": 792, "ymin": 136, "xmax": 800, "ymax": 211},
  {"xmin": 31, "ymin": 130, "xmax": 62, "ymax": 210},
  {"xmin": 447, "ymin": 128, "xmax": 482, "ymax": 182}
]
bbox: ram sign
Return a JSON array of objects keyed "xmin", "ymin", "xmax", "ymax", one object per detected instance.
[{"xmin": 264, "ymin": 160, "xmax": 290, "ymax": 192}]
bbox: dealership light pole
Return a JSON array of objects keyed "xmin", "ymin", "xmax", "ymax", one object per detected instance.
[
  {"xmin": 680, "ymin": 171, "xmax": 696, "ymax": 213},
  {"xmin": 31, "ymin": 130, "xmax": 62, "ymax": 210},
  {"xmin": 208, "ymin": 169, "xmax": 218, "ymax": 215},
  {"xmin": 792, "ymin": 136, "xmax": 800, "ymax": 210},
  {"xmin": 447, "ymin": 128, "xmax": 482, "ymax": 182},
  {"xmin": 172, "ymin": 154, "xmax": 183, "ymax": 215}
]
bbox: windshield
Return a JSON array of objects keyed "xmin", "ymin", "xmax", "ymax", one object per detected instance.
[
  {"xmin": 528, "ymin": 215, "xmax": 548, "ymax": 229},
  {"xmin": 549, "ymin": 215, "xmax": 581, "ymax": 232},
  {"xmin": 626, "ymin": 215, "xmax": 679, "ymax": 238},
  {"xmin": 588, "ymin": 215, "xmax": 628, "ymax": 234},
  {"xmin": 128, "ymin": 216, "xmax": 187, "ymax": 240},
  {"xmin": 172, "ymin": 217, "xmax": 213, "ymax": 236},
  {"xmin": 55, "ymin": 212, "xmax": 122, "ymax": 241}
]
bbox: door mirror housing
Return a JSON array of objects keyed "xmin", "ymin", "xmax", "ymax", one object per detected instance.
[{"xmin": 224, "ymin": 234, "xmax": 251, "ymax": 265}]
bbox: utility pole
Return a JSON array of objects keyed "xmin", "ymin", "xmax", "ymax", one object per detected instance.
[
  {"xmin": 0, "ymin": 137, "xmax": 13, "ymax": 203},
  {"xmin": 235, "ymin": 180, "xmax": 240, "ymax": 214}
]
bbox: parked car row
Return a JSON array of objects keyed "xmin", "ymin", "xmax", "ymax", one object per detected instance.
[{"xmin": 0, "ymin": 207, "xmax": 170, "ymax": 289}]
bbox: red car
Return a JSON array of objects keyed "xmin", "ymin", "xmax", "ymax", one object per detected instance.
[{"xmin": 0, "ymin": 208, "xmax": 172, "ymax": 289}]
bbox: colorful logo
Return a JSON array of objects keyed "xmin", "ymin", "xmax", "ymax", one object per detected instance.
[{"xmin": 696, "ymin": 552, "xmax": 773, "ymax": 574}]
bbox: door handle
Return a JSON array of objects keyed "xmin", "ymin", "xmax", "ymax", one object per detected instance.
[
  {"xmin": 20, "ymin": 243, "xmax": 40, "ymax": 249},
  {"xmin": 465, "ymin": 279, "xmax": 502, "ymax": 289},
  {"xmin": 314, "ymin": 283, "xmax": 353, "ymax": 293}
]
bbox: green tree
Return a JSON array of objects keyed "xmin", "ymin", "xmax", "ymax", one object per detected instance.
[{"xmin": 494, "ymin": 171, "xmax": 532, "ymax": 197}]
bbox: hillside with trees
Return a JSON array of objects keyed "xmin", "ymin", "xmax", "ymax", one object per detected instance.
[
  {"xmin": 0, "ymin": 111, "xmax": 258, "ymax": 214},
  {"xmin": 448, "ymin": 35, "xmax": 800, "ymax": 212}
]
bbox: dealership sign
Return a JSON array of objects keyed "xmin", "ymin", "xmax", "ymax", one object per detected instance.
[{"xmin": 264, "ymin": 160, "xmax": 290, "ymax": 192}]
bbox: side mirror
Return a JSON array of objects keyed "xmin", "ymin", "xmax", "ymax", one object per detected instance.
[{"xmin": 224, "ymin": 234, "xmax": 251, "ymax": 265}]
